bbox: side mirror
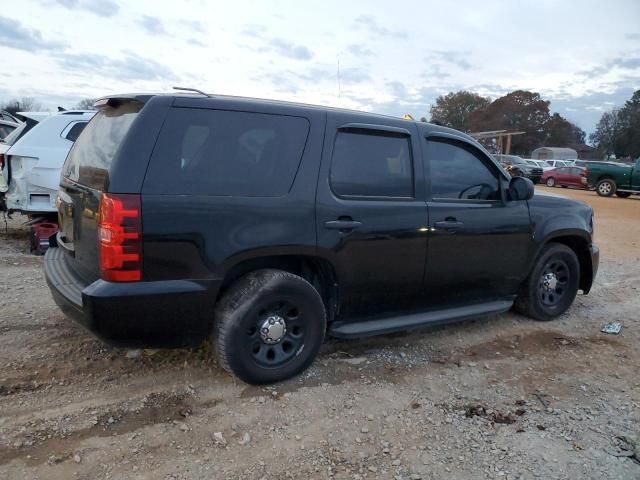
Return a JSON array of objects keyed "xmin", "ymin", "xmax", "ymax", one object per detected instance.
[{"xmin": 508, "ymin": 176, "xmax": 534, "ymax": 201}]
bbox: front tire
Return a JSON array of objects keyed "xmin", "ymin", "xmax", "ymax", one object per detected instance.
[
  {"xmin": 514, "ymin": 243, "xmax": 580, "ymax": 321},
  {"xmin": 213, "ymin": 269, "xmax": 326, "ymax": 384},
  {"xmin": 596, "ymin": 179, "xmax": 616, "ymax": 197},
  {"xmin": 546, "ymin": 177, "xmax": 555, "ymax": 187}
]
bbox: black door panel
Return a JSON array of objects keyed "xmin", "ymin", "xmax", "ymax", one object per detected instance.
[
  {"xmin": 316, "ymin": 113, "xmax": 427, "ymax": 319},
  {"xmin": 423, "ymin": 136, "xmax": 533, "ymax": 306}
]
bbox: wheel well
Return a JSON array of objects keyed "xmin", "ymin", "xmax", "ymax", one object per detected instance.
[
  {"xmin": 596, "ymin": 175, "xmax": 614, "ymax": 183},
  {"xmin": 218, "ymin": 255, "xmax": 340, "ymax": 322},
  {"xmin": 546, "ymin": 236, "xmax": 593, "ymax": 293}
]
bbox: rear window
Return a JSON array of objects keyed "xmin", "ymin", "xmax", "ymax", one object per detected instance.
[
  {"xmin": 143, "ymin": 108, "xmax": 310, "ymax": 196},
  {"xmin": 62, "ymin": 101, "xmax": 142, "ymax": 190}
]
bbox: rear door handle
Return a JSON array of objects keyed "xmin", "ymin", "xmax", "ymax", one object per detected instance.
[
  {"xmin": 324, "ymin": 220, "xmax": 362, "ymax": 231},
  {"xmin": 434, "ymin": 220, "xmax": 464, "ymax": 232}
]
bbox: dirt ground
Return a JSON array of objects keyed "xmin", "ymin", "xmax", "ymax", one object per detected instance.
[{"xmin": 0, "ymin": 187, "xmax": 639, "ymax": 480}]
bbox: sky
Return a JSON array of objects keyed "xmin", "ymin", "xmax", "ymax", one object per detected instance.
[{"xmin": 0, "ymin": 0, "xmax": 639, "ymax": 136}]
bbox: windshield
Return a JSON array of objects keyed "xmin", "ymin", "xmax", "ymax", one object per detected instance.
[{"xmin": 511, "ymin": 157, "xmax": 527, "ymax": 165}]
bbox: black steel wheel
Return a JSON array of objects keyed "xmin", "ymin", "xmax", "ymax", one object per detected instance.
[
  {"xmin": 213, "ymin": 269, "xmax": 326, "ymax": 384},
  {"xmin": 514, "ymin": 243, "xmax": 580, "ymax": 321}
]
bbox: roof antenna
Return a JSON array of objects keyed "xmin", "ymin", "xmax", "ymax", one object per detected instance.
[{"xmin": 172, "ymin": 86, "xmax": 212, "ymax": 97}]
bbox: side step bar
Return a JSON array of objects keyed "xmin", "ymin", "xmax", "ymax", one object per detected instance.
[{"xmin": 328, "ymin": 299, "xmax": 514, "ymax": 339}]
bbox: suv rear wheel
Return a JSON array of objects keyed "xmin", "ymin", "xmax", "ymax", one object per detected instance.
[
  {"xmin": 213, "ymin": 269, "xmax": 326, "ymax": 384},
  {"xmin": 514, "ymin": 243, "xmax": 580, "ymax": 321},
  {"xmin": 596, "ymin": 178, "xmax": 616, "ymax": 197}
]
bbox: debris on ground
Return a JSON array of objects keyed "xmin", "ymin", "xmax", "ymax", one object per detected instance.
[{"xmin": 601, "ymin": 321, "xmax": 623, "ymax": 334}]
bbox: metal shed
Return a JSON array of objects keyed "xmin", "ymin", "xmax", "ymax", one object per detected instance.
[{"xmin": 531, "ymin": 147, "xmax": 578, "ymax": 160}]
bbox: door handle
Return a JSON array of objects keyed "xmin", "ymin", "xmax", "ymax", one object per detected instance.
[
  {"xmin": 434, "ymin": 220, "xmax": 464, "ymax": 232},
  {"xmin": 324, "ymin": 219, "xmax": 362, "ymax": 231}
]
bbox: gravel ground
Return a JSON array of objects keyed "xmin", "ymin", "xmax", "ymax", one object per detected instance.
[{"xmin": 0, "ymin": 187, "xmax": 639, "ymax": 480}]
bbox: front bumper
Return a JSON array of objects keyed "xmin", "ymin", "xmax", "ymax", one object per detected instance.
[{"xmin": 44, "ymin": 247, "xmax": 221, "ymax": 348}]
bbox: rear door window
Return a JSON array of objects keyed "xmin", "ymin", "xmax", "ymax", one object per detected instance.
[
  {"xmin": 329, "ymin": 130, "xmax": 414, "ymax": 198},
  {"xmin": 143, "ymin": 108, "xmax": 310, "ymax": 196},
  {"xmin": 62, "ymin": 101, "xmax": 142, "ymax": 190}
]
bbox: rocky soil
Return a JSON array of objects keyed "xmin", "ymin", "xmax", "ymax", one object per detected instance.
[{"xmin": 0, "ymin": 188, "xmax": 638, "ymax": 480}]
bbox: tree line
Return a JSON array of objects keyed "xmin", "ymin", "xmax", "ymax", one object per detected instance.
[
  {"xmin": 588, "ymin": 90, "xmax": 640, "ymax": 159},
  {"xmin": 428, "ymin": 90, "xmax": 586, "ymax": 156},
  {"xmin": 0, "ymin": 97, "xmax": 97, "ymax": 116}
]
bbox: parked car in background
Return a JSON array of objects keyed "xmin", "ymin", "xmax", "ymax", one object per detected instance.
[
  {"xmin": 494, "ymin": 154, "xmax": 543, "ymax": 183},
  {"xmin": 0, "ymin": 119, "xmax": 19, "ymax": 141},
  {"xmin": 0, "ymin": 110, "xmax": 20, "ymax": 124},
  {"xmin": 1, "ymin": 110, "xmax": 94, "ymax": 215},
  {"xmin": 545, "ymin": 159, "xmax": 574, "ymax": 168},
  {"xmin": 541, "ymin": 166, "xmax": 588, "ymax": 189},
  {"xmin": 587, "ymin": 158, "xmax": 640, "ymax": 197},
  {"xmin": 0, "ymin": 112, "xmax": 54, "ymax": 193},
  {"xmin": 526, "ymin": 159, "xmax": 553, "ymax": 171},
  {"xmin": 45, "ymin": 93, "xmax": 598, "ymax": 384}
]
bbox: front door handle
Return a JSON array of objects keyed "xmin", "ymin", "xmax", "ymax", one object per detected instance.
[
  {"xmin": 434, "ymin": 220, "xmax": 464, "ymax": 232},
  {"xmin": 324, "ymin": 220, "xmax": 362, "ymax": 231}
]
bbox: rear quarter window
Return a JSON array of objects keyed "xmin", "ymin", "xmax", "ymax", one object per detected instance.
[{"xmin": 143, "ymin": 108, "xmax": 310, "ymax": 197}]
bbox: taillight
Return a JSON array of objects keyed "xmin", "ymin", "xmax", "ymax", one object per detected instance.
[
  {"xmin": 583, "ymin": 168, "xmax": 588, "ymax": 177},
  {"xmin": 0, "ymin": 153, "xmax": 4, "ymax": 169},
  {"xmin": 98, "ymin": 193, "xmax": 142, "ymax": 282}
]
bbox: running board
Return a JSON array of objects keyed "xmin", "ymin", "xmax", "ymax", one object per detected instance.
[{"xmin": 328, "ymin": 299, "xmax": 514, "ymax": 339}]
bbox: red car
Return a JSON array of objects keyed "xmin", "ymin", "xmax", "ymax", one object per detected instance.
[{"xmin": 542, "ymin": 166, "xmax": 588, "ymax": 189}]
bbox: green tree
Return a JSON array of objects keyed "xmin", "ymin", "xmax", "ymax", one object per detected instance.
[
  {"xmin": 617, "ymin": 90, "xmax": 640, "ymax": 158},
  {"xmin": 468, "ymin": 90, "xmax": 551, "ymax": 155},
  {"xmin": 545, "ymin": 113, "xmax": 586, "ymax": 146},
  {"xmin": 589, "ymin": 109, "xmax": 622, "ymax": 158},
  {"xmin": 429, "ymin": 91, "xmax": 491, "ymax": 132}
]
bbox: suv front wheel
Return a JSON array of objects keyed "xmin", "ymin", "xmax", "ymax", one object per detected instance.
[
  {"xmin": 514, "ymin": 243, "xmax": 580, "ymax": 321},
  {"xmin": 213, "ymin": 269, "xmax": 326, "ymax": 384}
]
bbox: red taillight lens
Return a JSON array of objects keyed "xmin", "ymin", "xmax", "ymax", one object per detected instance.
[
  {"xmin": 98, "ymin": 193, "xmax": 142, "ymax": 282},
  {"xmin": 583, "ymin": 168, "xmax": 588, "ymax": 177},
  {"xmin": 0, "ymin": 153, "xmax": 5, "ymax": 169}
]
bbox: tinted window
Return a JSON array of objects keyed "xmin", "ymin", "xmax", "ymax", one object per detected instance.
[
  {"xmin": 63, "ymin": 101, "xmax": 142, "ymax": 190},
  {"xmin": 65, "ymin": 122, "xmax": 87, "ymax": 142},
  {"xmin": 144, "ymin": 108, "xmax": 309, "ymax": 197},
  {"xmin": 330, "ymin": 130, "xmax": 413, "ymax": 198},
  {"xmin": 428, "ymin": 140, "xmax": 500, "ymax": 201}
]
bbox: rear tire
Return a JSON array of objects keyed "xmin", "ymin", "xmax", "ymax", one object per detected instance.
[
  {"xmin": 514, "ymin": 243, "xmax": 580, "ymax": 321},
  {"xmin": 546, "ymin": 177, "xmax": 555, "ymax": 187},
  {"xmin": 213, "ymin": 269, "xmax": 326, "ymax": 384},
  {"xmin": 596, "ymin": 179, "xmax": 616, "ymax": 197},
  {"xmin": 615, "ymin": 191, "xmax": 631, "ymax": 198}
]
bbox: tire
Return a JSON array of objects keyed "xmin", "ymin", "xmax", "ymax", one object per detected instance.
[
  {"xmin": 213, "ymin": 269, "xmax": 326, "ymax": 384},
  {"xmin": 596, "ymin": 179, "xmax": 616, "ymax": 197},
  {"xmin": 615, "ymin": 191, "xmax": 631, "ymax": 198},
  {"xmin": 514, "ymin": 243, "xmax": 580, "ymax": 321},
  {"xmin": 546, "ymin": 177, "xmax": 555, "ymax": 187}
]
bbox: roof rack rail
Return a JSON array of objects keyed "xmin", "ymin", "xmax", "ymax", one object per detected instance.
[{"xmin": 172, "ymin": 86, "xmax": 212, "ymax": 98}]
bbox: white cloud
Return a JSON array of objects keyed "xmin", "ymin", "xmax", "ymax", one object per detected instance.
[{"xmin": 0, "ymin": 0, "xmax": 638, "ymax": 134}]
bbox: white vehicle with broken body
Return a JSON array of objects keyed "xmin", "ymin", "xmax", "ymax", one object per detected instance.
[{"xmin": 0, "ymin": 110, "xmax": 94, "ymax": 214}]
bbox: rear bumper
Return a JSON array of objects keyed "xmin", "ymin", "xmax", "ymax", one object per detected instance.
[{"xmin": 44, "ymin": 247, "xmax": 221, "ymax": 348}]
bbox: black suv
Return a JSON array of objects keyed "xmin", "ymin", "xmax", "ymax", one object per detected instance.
[{"xmin": 45, "ymin": 94, "xmax": 599, "ymax": 384}]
